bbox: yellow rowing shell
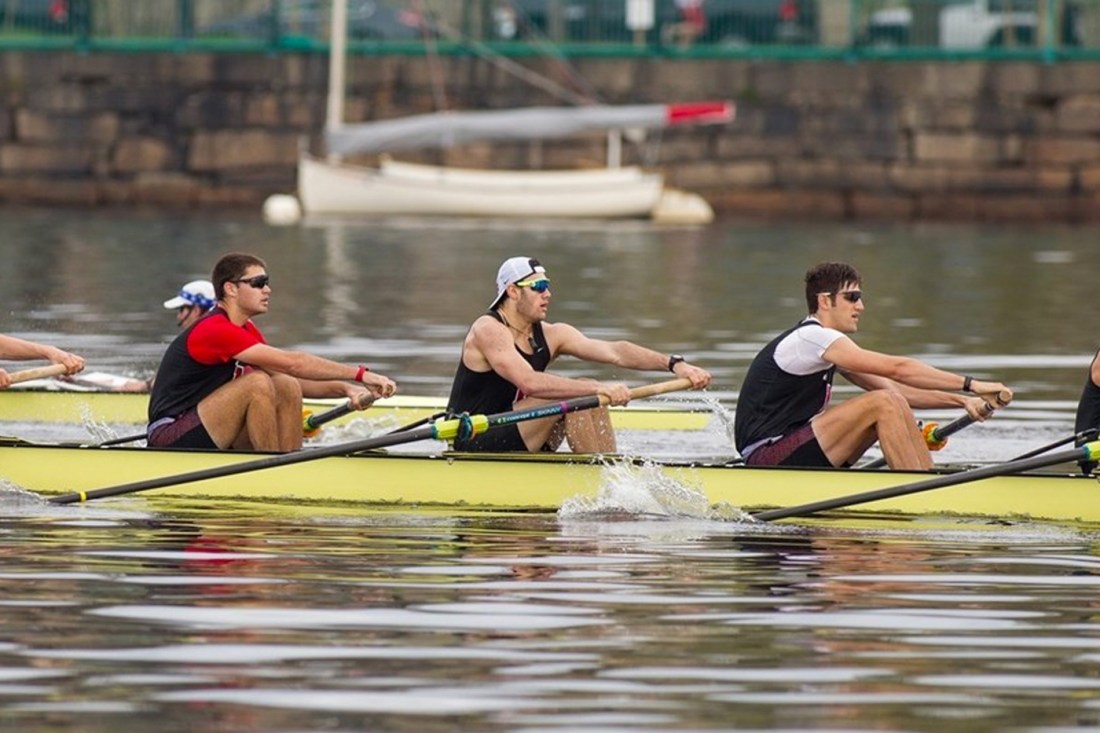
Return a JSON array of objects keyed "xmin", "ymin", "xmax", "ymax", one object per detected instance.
[
  {"xmin": 0, "ymin": 389, "xmax": 713, "ymax": 431},
  {"xmin": 2, "ymin": 438, "xmax": 1096, "ymax": 524}
]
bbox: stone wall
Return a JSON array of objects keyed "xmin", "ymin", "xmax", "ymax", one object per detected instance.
[{"xmin": 2, "ymin": 50, "xmax": 1099, "ymax": 221}]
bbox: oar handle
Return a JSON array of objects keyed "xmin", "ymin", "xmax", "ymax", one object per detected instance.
[
  {"xmin": 617, "ymin": 378, "xmax": 694, "ymax": 402},
  {"xmin": 7, "ymin": 363, "xmax": 69, "ymax": 384},
  {"xmin": 933, "ymin": 401, "xmax": 995, "ymax": 441},
  {"xmin": 303, "ymin": 400, "xmax": 356, "ymax": 432},
  {"xmin": 986, "ymin": 389, "xmax": 1012, "ymax": 407}
]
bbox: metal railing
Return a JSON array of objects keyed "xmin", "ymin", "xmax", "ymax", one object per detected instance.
[{"xmin": 0, "ymin": 0, "xmax": 1095, "ymax": 60}]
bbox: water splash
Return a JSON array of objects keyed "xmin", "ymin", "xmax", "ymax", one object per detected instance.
[
  {"xmin": 79, "ymin": 403, "xmax": 121, "ymax": 445},
  {"xmin": 0, "ymin": 478, "xmax": 50, "ymax": 508},
  {"xmin": 558, "ymin": 459, "xmax": 754, "ymax": 522},
  {"xmin": 692, "ymin": 392, "xmax": 736, "ymax": 445}
]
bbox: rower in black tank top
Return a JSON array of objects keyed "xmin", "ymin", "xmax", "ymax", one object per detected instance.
[{"xmin": 447, "ymin": 311, "xmax": 551, "ymax": 452}]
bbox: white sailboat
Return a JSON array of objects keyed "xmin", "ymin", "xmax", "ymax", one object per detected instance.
[{"xmin": 273, "ymin": 1, "xmax": 735, "ymax": 224}]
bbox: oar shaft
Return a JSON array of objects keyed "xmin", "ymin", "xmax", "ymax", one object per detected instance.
[
  {"xmin": 48, "ymin": 421, "xmax": 443, "ymax": 504},
  {"xmin": 755, "ymin": 442, "xmax": 1099, "ymax": 522},
  {"xmin": 7, "ymin": 364, "xmax": 68, "ymax": 384},
  {"xmin": 1011, "ymin": 428, "xmax": 1098, "ymax": 462},
  {"xmin": 303, "ymin": 400, "xmax": 356, "ymax": 431}
]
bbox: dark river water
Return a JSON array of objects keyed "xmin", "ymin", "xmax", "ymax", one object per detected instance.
[{"xmin": 2, "ymin": 207, "xmax": 1100, "ymax": 731}]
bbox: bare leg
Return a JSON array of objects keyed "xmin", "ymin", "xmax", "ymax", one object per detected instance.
[
  {"xmin": 197, "ymin": 371, "xmax": 281, "ymax": 451},
  {"xmin": 812, "ymin": 390, "xmax": 931, "ymax": 470},
  {"xmin": 563, "ymin": 407, "xmax": 616, "ymax": 453},
  {"xmin": 270, "ymin": 372, "xmax": 304, "ymax": 451},
  {"xmin": 515, "ymin": 399, "xmax": 616, "ymax": 453}
]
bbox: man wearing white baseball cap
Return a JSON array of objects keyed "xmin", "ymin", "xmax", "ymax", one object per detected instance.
[
  {"xmin": 163, "ymin": 279, "xmax": 216, "ymax": 330},
  {"xmin": 446, "ymin": 256, "xmax": 711, "ymax": 454}
]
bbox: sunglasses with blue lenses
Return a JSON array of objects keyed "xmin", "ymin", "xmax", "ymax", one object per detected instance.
[{"xmin": 515, "ymin": 278, "xmax": 550, "ymax": 293}]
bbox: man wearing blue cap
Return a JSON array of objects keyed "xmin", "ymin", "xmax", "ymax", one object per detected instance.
[{"xmin": 163, "ymin": 279, "xmax": 216, "ymax": 330}]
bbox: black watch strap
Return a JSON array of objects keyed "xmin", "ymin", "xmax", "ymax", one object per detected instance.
[{"xmin": 668, "ymin": 354, "xmax": 686, "ymax": 373}]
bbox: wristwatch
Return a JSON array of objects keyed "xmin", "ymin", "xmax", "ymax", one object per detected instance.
[{"xmin": 668, "ymin": 354, "xmax": 686, "ymax": 373}]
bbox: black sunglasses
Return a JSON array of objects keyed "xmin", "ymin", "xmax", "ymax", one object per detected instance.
[
  {"xmin": 234, "ymin": 274, "xmax": 270, "ymax": 289},
  {"xmin": 819, "ymin": 290, "xmax": 862, "ymax": 303}
]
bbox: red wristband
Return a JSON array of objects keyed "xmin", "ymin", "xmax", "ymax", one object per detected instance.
[{"xmin": 354, "ymin": 364, "xmax": 369, "ymax": 383}]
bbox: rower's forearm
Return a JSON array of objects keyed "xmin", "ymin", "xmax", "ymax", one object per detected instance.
[
  {"xmin": 602, "ymin": 341, "xmax": 672, "ymax": 371},
  {"xmin": 515, "ymin": 372, "xmax": 607, "ymax": 400},
  {"xmin": 893, "ymin": 359, "xmax": 969, "ymax": 392},
  {"xmin": 0, "ymin": 335, "xmax": 52, "ymax": 361}
]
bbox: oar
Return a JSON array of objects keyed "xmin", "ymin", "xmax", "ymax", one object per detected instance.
[
  {"xmin": 384, "ymin": 411, "xmax": 447, "ymax": 436},
  {"xmin": 48, "ymin": 379, "xmax": 692, "ymax": 505},
  {"xmin": 1010, "ymin": 428, "xmax": 1099, "ymax": 462},
  {"xmin": 5, "ymin": 363, "xmax": 68, "ymax": 385},
  {"xmin": 863, "ymin": 403, "xmax": 995, "ymax": 470},
  {"xmin": 753, "ymin": 440, "xmax": 1100, "ymax": 522}
]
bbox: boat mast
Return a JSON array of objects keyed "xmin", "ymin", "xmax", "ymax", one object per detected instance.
[{"xmin": 326, "ymin": 0, "xmax": 348, "ymax": 161}]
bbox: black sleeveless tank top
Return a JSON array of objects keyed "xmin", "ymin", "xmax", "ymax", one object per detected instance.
[
  {"xmin": 734, "ymin": 320, "xmax": 837, "ymax": 454},
  {"xmin": 447, "ymin": 311, "xmax": 552, "ymax": 418}
]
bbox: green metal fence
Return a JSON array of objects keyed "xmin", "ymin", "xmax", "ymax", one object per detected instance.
[{"xmin": 1, "ymin": 0, "xmax": 1095, "ymax": 60}]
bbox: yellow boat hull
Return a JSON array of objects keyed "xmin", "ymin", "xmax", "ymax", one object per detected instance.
[
  {"xmin": 1, "ymin": 439, "xmax": 1096, "ymax": 523},
  {"xmin": 0, "ymin": 390, "xmax": 712, "ymax": 431}
]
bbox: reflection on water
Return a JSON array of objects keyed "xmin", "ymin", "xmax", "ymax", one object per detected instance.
[{"xmin": 1, "ymin": 504, "xmax": 1099, "ymax": 731}]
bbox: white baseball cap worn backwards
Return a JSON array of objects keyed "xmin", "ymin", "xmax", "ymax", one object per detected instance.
[{"xmin": 490, "ymin": 257, "xmax": 546, "ymax": 309}]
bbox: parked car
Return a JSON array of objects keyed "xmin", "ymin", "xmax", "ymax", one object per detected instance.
[
  {"xmin": 863, "ymin": 0, "xmax": 1081, "ymax": 50},
  {"xmin": 202, "ymin": 0, "xmax": 427, "ymax": 42},
  {"xmin": 0, "ymin": 0, "xmax": 73, "ymax": 33},
  {"xmin": 495, "ymin": 0, "xmax": 817, "ymax": 46}
]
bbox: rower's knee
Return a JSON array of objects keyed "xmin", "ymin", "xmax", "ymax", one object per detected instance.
[
  {"xmin": 237, "ymin": 370, "xmax": 278, "ymax": 403},
  {"xmin": 866, "ymin": 389, "xmax": 912, "ymax": 418},
  {"xmin": 271, "ymin": 372, "xmax": 302, "ymax": 403}
]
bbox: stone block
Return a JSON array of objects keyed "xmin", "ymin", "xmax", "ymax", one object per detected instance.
[
  {"xmin": 131, "ymin": 173, "xmax": 201, "ymax": 205},
  {"xmin": 850, "ymin": 192, "xmax": 916, "ymax": 220},
  {"xmin": 978, "ymin": 194, "xmax": 1076, "ymax": 221},
  {"xmin": 113, "ymin": 138, "xmax": 176, "ymax": 174},
  {"xmin": 0, "ymin": 144, "xmax": 94, "ymax": 173},
  {"xmin": 791, "ymin": 63, "xmax": 870, "ymax": 101},
  {"xmin": 197, "ymin": 185, "xmax": 265, "ymax": 207},
  {"xmin": 16, "ymin": 110, "xmax": 119, "ymax": 144},
  {"xmin": 188, "ymin": 129, "xmax": 299, "ymax": 171},
  {"xmin": 709, "ymin": 188, "xmax": 846, "ymax": 219},
  {"xmin": 916, "ymin": 192, "xmax": 984, "ymax": 220},
  {"xmin": 709, "ymin": 160, "xmax": 774, "ymax": 187},
  {"xmin": 0, "ymin": 178, "xmax": 98, "ymax": 205},
  {"xmin": 913, "ymin": 132, "xmax": 1003, "ymax": 163},
  {"xmin": 718, "ymin": 133, "xmax": 801, "ymax": 159},
  {"xmin": 918, "ymin": 64, "xmax": 987, "ymax": 101},
  {"xmin": 1038, "ymin": 62, "xmax": 1100, "ymax": 96},
  {"xmin": 1055, "ymin": 95, "xmax": 1100, "ymax": 133},
  {"xmin": 1078, "ymin": 163, "xmax": 1100, "ymax": 191},
  {"xmin": 1025, "ymin": 136, "xmax": 1100, "ymax": 165},
  {"xmin": 901, "ymin": 101, "xmax": 978, "ymax": 130},
  {"xmin": 983, "ymin": 62, "xmax": 1043, "ymax": 96}
]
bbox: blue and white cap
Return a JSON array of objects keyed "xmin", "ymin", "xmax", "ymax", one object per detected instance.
[
  {"xmin": 163, "ymin": 280, "xmax": 215, "ymax": 310},
  {"xmin": 490, "ymin": 257, "xmax": 545, "ymax": 309}
]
